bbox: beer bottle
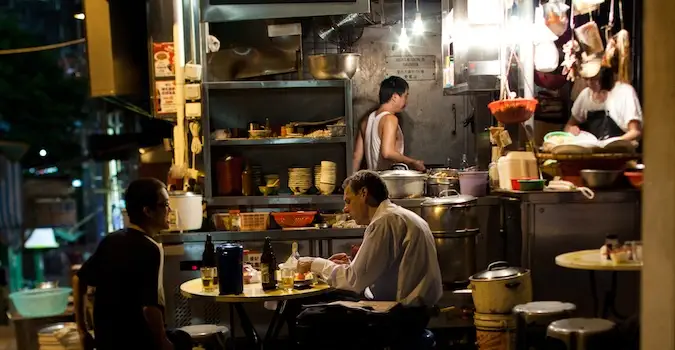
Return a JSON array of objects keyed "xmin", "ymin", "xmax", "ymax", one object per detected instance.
[
  {"xmin": 200, "ymin": 234, "xmax": 218, "ymax": 292},
  {"xmin": 260, "ymin": 237, "xmax": 277, "ymax": 291}
]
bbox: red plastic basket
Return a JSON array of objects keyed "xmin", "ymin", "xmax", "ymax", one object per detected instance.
[
  {"xmin": 271, "ymin": 211, "xmax": 317, "ymax": 228},
  {"xmin": 488, "ymin": 98, "xmax": 538, "ymax": 124}
]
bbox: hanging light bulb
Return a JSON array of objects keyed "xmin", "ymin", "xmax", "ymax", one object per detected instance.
[
  {"xmin": 413, "ymin": 12, "xmax": 424, "ymax": 35},
  {"xmin": 398, "ymin": 27, "xmax": 410, "ymax": 49}
]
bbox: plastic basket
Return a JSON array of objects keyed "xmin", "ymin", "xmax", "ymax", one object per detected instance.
[
  {"xmin": 488, "ymin": 98, "xmax": 538, "ymax": 124},
  {"xmin": 271, "ymin": 211, "xmax": 317, "ymax": 228},
  {"xmin": 10, "ymin": 287, "xmax": 72, "ymax": 318},
  {"xmin": 239, "ymin": 212, "xmax": 270, "ymax": 231}
]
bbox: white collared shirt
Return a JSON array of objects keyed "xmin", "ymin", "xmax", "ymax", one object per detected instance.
[{"xmin": 310, "ymin": 200, "xmax": 443, "ymax": 306}]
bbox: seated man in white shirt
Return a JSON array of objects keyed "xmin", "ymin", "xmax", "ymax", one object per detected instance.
[
  {"xmin": 298, "ymin": 170, "xmax": 442, "ymax": 305},
  {"xmin": 295, "ymin": 171, "xmax": 442, "ymax": 349}
]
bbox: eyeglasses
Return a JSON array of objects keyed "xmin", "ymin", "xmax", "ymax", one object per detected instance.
[{"xmin": 156, "ymin": 201, "xmax": 170, "ymax": 209}]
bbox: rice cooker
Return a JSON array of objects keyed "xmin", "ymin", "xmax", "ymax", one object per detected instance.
[{"xmin": 167, "ymin": 191, "xmax": 203, "ymax": 232}]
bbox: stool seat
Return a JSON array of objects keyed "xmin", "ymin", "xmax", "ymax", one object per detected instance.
[
  {"xmin": 546, "ymin": 318, "xmax": 616, "ymax": 350},
  {"xmin": 515, "ymin": 302, "xmax": 577, "ymax": 350},
  {"xmin": 178, "ymin": 324, "xmax": 229, "ymax": 350}
]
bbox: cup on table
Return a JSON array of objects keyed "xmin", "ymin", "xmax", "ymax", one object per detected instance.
[
  {"xmin": 200, "ymin": 267, "xmax": 218, "ymax": 292},
  {"xmin": 280, "ymin": 267, "xmax": 295, "ymax": 291},
  {"xmin": 626, "ymin": 241, "xmax": 643, "ymax": 262}
]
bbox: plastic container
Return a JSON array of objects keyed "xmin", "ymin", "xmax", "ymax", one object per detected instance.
[
  {"xmin": 518, "ymin": 179, "xmax": 546, "ymax": 191},
  {"xmin": 474, "ymin": 312, "xmax": 517, "ymax": 350},
  {"xmin": 459, "ymin": 171, "xmax": 489, "ymax": 197},
  {"xmin": 10, "ymin": 287, "xmax": 72, "ymax": 318},
  {"xmin": 498, "ymin": 152, "xmax": 539, "ymax": 190}
]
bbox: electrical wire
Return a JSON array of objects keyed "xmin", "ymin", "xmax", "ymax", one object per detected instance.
[{"xmin": 0, "ymin": 38, "xmax": 85, "ymax": 55}]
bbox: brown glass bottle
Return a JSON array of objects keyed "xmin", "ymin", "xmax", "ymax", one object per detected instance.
[
  {"xmin": 242, "ymin": 163, "xmax": 253, "ymax": 196},
  {"xmin": 260, "ymin": 237, "xmax": 277, "ymax": 291}
]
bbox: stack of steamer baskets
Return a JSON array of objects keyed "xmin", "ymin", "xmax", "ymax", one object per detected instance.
[{"xmin": 468, "ymin": 261, "xmax": 533, "ymax": 350}]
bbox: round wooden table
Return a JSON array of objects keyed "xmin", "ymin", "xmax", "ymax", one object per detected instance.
[
  {"xmin": 555, "ymin": 249, "xmax": 641, "ymax": 319},
  {"xmin": 180, "ymin": 278, "xmax": 333, "ymax": 349}
]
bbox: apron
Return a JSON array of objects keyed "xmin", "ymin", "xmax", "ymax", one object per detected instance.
[{"xmin": 579, "ymin": 110, "xmax": 625, "ymax": 140}]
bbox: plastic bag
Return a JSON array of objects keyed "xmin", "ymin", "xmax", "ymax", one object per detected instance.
[{"xmin": 543, "ymin": 0, "xmax": 570, "ymax": 37}]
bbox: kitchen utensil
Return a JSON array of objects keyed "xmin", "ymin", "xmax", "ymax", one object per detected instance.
[
  {"xmin": 10, "ymin": 287, "xmax": 72, "ymax": 318},
  {"xmin": 624, "ymin": 171, "xmax": 643, "ymax": 189},
  {"xmin": 308, "ymin": 53, "xmax": 360, "ymax": 80},
  {"xmin": 421, "ymin": 190, "xmax": 479, "ymax": 286},
  {"xmin": 458, "ymin": 171, "xmax": 489, "ymax": 197},
  {"xmin": 379, "ymin": 165, "xmax": 427, "ymax": 199},
  {"xmin": 488, "ymin": 98, "xmax": 538, "ymax": 124},
  {"xmin": 580, "ymin": 169, "xmax": 623, "ymax": 189},
  {"xmin": 167, "ymin": 191, "xmax": 203, "ymax": 232},
  {"xmin": 518, "ymin": 179, "xmax": 546, "ymax": 191},
  {"xmin": 469, "ymin": 261, "xmax": 533, "ymax": 314}
]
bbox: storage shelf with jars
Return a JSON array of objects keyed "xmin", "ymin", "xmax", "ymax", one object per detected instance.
[{"xmin": 202, "ymin": 80, "xmax": 354, "ymax": 206}]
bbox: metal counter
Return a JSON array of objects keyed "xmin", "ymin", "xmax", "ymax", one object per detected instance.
[{"xmin": 496, "ymin": 189, "xmax": 641, "ymax": 317}]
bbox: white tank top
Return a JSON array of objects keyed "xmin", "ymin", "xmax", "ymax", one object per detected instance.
[{"xmin": 364, "ymin": 111, "xmax": 405, "ymax": 171}]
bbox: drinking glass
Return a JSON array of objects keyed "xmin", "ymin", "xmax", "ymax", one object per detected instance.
[
  {"xmin": 200, "ymin": 267, "xmax": 218, "ymax": 293},
  {"xmin": 280, "ymin": 267, "xmax": 295, "ymax": 292}
]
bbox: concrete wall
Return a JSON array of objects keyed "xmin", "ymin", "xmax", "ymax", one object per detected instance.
[{"xmin": 350, "ymin": 23, "xmax": 475, "ymax": 168}]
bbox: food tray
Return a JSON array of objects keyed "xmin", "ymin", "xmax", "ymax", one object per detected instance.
[{"xmin": 239, "ymin": 212, "xmax": 270, "ymax": 231}]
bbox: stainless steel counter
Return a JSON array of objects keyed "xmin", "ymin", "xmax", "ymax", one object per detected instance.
[{"xmin": 495, "ymin": 189, "xmax": 641, "ymax": 317}]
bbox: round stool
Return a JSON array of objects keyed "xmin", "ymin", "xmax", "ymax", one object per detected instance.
[
  {"xmin": 545, "ymin": 318, "xmax": 616, "ymax": 350},
  {"xmin": 514, "ymin": 301, "xmax": 576, "ymax": 350},
  {"xmin": 179, "ymin": 324, "xmax": 229, "ymax": 350}
]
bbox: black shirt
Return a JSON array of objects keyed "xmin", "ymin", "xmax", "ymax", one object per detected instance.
[{"xmin": 78, "ymin": 228, "xmax": 165, "ymax": 350}]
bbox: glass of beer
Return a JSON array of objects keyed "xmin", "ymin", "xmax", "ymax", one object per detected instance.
[
  {"xmin": 200, "ymin": 267, "xmax": 218, "ymax": 293},
  {"xmin": 280, "ymin": 267, "xmax": 295, "ymax": 292}
]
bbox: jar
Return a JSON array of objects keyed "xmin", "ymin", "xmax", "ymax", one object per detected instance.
[{"xmin": 230, "ymin": 210, "xmax": 241, "ymax": 231}]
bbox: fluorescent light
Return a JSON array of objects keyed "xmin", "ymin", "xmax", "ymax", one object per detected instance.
[
  {"xmin": 74, "ymin": 13, "xmax": 85, "ymax": 20},
  {"xmin": 398, "ymin": 27, "xmax": 409, "ymax": 50},
  {"xmin": 413, "ymin": 12, "xmax": 424, "ymax": 35}
]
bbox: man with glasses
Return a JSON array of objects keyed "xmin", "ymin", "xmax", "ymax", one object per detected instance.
[{"xmin": 75, "ymin": 178, "xmax": 191, "ymax": 350}]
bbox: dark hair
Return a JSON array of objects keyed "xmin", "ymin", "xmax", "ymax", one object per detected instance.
[
  {"xmin": 599, "ymin": 66, "xmax": 616, "ymax": 91},
  {"xmin": 342, "ymin": 170, "xmax": 389, "ymax": 207},
  {"xmin": 124, "ymin": 178, "xmax": 166, "ymax": 224},
  {"xmin": 379, "ymin": 76, "xmax": 409, "ymax": 105}
]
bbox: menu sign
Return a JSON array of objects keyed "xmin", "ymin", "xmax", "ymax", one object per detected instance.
[
  {"xmin": 385, "ymin": 55, "xmax": 436, "ymax": 81},
  {"xmin": 156, "ymin": 81, "xmax": 177, "ymax": 114},
  {"xmin": 153, "ymin": 42, "xmax": 175, "ymax": 78}
]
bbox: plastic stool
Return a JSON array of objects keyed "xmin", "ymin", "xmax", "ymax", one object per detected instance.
[
  {"xmin": 514, "ymin": 301, "xmax": 576, "ymax": 349},
  {"xmin": 179, "ymin": 324, "xmax": 229, "ymax": 350},
  {"xmin": 545, "ymin": 318, "xmax": 616, "ymax": 350}
]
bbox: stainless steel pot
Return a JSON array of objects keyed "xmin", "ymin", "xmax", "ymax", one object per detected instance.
[
  {"xmin": 380, "ymin": 167, "xmax": 427, "ymax": 199},
  {"xmin": 421, "ymin": 190, "xmax": 479, "ymax": 287},
  {"xmin": 469, "ymin": 261, "xmax": 533, "ymax": 314},
  {"xmin": 308, "ymin": 53, "xmax": 360, "ymax": 80}
]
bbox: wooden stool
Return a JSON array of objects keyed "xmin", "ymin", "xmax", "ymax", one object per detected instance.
[
  {"xmin": 546, "ymin": 318, "xmax": 616, "ymax": 350},
  {"xmin": 179, "ymin": 324, "xmax": 229, "ymax": 350},
  {"xmin": 514, "ymin": 301, "xmax": 576, "ymax": 349}
]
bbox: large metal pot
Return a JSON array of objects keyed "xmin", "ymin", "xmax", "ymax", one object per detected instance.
[
  {"xmin": 421, "ymin": 190, "xmax": 479, "ymax": 287},
  {"xmin": 380, "ymin": 168, "xmax": 427, "ymax": 199},
  {"xmin": 469, "ymin": 261, "xmax": 533, "ymax": 314},
  {"xmin": 427, "ymin": 168, "xmax": 459, "ymax": 197},
  {"xmin": 308, "ymin": 53, "xmax": 360, "ymax": 80}
]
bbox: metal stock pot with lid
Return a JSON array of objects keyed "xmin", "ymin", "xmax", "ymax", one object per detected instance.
[
  {"xmin": 469, "ymin": 261, "xmax": 533, "ymax": 314},
  {"xmin": 379, "ymin": 164, "xmax": 427, "ymax": 199}
]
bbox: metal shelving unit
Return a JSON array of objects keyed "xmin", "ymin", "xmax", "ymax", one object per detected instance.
[
  {"xmin": 208, "ymin": 194, "xmax": 344, "ymax": 206},
  {"xmin": 202, "ymin": 79, "xmax": 354, "ymax": 205},
  {"xmin": 203, "ymin": 80, "xmax": 347, "ymax": 89},
  {"xmin": 211, "ymin": 136, "xmax": 347, "ymax": 146}
]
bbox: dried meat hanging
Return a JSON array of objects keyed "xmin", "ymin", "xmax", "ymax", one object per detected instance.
[
  {"xmin": 488, "ymin": 47, "xmax": 538, "ymax": 125},
  {"xmin": 603, "ymin": 0, "xmax": 631, "ymax": 83}
]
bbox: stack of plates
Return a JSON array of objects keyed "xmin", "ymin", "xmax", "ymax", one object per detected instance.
[
  {"xmin": 319, "ymin": 161, "xmax": 336, "ymax": 195},
  {"xmin": 38, "ymin": 323, "xmax": 82, "ymax": 350},
  {"xmin": 314, "ymin": 165, "xmax": 322, "ymax": 190},
  {"xmin": 288, "ymin": 168, "xmax": 312, "ymax": 195}
]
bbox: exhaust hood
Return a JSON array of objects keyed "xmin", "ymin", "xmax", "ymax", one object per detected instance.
[{"xmin": 202, "ymin": 0, "xmax": 370, "ymax": 22}]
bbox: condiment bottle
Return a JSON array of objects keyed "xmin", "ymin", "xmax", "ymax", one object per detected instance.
[
  {"xmin": 242, "ymin": 163, "xmax": 253, "ymax": 196},
  {"xmin": 229, "ymin": 210, "xmax": 241, "ymax": 231}
]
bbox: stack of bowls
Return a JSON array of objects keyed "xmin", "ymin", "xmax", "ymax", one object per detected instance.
[
  {"xmin": 319, "ymin": 161, "xmax": 336, "ymax": 195},
  {"xmin": 314, "ymin": 165, "xmax": 322, "ymax": 190},
  {"xmin": 288, "ymin": 168, "xmax": 312, "ymax": 195}
]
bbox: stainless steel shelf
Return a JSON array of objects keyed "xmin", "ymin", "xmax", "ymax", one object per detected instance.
[
  {"xmin": 156, "ymin": 227, "xmax": 365, "ymax": 244},
  {"xmin": 204, "ymin": 80, "xmax": 347, "ymax": 90},
  {"xmin": 442, "ymin": 83, "xmax": 499, "ymax": 96},
  {"xmin": 211, "ymin": 137, "xmax": 347, "ymax": 146},
  {"xmin": 209, "ymin": 195, "xmax": 344, "ymax": 206}
]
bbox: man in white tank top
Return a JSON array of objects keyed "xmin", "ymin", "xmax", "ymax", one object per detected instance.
[{"xmin": 352, "ymin": 76, "xmax": 425, "ymax": 172}]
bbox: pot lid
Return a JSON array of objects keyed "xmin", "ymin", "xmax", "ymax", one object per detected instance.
[
  {"xmin": 470, "ymin": 261, "xmax": 529, "ymax": 280},
  {"xmin": 422, "ymin": 190, "xmax": 476, "ymax": 206},
  {"xmin": 379, "ymin": 169, "xmax": 427, "ymax": 179}
]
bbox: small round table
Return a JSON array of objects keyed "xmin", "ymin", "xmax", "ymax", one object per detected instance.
[
  {"xmin": 555, "ymin": 250, "xmax": 641, "ymax": 319},
  {"xmin": 180, "ymin": 278, "xmax": 332, "ymax": 349}
]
